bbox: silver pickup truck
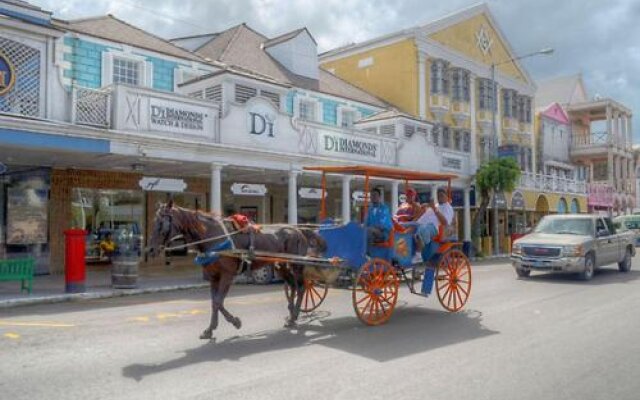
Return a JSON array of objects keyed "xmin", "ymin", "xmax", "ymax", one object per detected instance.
[{"xmin": 511, "ymin": 214, "xmax": 635, "ymax": 280}]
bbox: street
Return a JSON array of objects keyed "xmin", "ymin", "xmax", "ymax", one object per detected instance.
[{"xmin": 2, "ymin": 259, "xmax": 640, "ymax": 400}]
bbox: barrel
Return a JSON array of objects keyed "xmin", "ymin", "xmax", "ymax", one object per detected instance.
[{"xmin": 111, "ymin": 259, "xmax": 139, "ymax": 289}]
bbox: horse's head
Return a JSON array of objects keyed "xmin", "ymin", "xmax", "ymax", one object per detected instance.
[
  {"xmin": 148, "ymin": 201, "xmax": 181, "ymax": 258},
  {"xmin": 302, "ymin": 229, "xmax": 327, "ymax": 257}
]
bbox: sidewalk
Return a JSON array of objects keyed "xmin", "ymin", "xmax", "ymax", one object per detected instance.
[{"xmin": 0, "ymin": 259, "xmax": 210, "ymax": 309}]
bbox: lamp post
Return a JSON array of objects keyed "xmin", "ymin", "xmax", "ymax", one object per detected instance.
[{"xmin": 490, "ymin": 47, "xmax": 554, "ymax": 256}]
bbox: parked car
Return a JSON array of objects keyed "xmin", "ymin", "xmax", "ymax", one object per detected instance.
[
  {"xmin": 613, "ymin": 215, "xmax": 640, "ymax": 247},
  {"xmin": 511, "ymin": 214, "xmax": 635, "ymax": 280}
]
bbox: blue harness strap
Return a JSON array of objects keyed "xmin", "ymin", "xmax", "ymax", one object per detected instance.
[{"xmin": 194, "ymin": 239, "xmax": 233, "ymax": 266}]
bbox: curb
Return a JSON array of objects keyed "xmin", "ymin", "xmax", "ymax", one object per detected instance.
[{"xmin": 0, "ymin": 282, "xmax": 209, "ymax": 309}]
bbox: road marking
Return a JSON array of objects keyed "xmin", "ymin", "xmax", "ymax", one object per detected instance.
[
  {"xmin": 128, "ymin": 316, "xmax": 151, "ymax": 322},
  {"xmin": 0, "ymin": 320, "xmax": 75, "ymax": 328},
  {"xmin": 4, "ymin": 332, "xmax": 20, "ymax": 340}
]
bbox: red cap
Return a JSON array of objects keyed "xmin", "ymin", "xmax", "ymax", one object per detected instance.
[{"xmin": 406, "ymin": 187, "xmax": 417, "ymax": 196}]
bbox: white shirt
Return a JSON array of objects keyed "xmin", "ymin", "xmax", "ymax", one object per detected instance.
[{"xmin": 416, "ymin": 202, "xmax": 454, "ymax": 229}]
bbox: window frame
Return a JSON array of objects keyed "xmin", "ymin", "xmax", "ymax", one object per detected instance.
[{"xmin": 101, "ymin": 51, "xmax": 152, "ymax": 88}]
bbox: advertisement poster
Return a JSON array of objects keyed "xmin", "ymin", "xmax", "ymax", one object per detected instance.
[{"xmin": 6, "ymin": 177, "xmax": 49, "ymax": 245}]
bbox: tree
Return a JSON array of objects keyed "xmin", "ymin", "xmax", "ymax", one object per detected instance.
[{"xmin": 471, "ymin": 157, "xmax": 522, "ymax": 242}]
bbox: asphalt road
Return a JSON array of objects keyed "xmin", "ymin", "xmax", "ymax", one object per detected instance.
[{"xmin": 2, "ymin": 259, "xmax": 640, "ymax": 400}]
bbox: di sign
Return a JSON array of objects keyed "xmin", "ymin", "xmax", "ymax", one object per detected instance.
[
  {"xmin": 0, "ymin": 51, "xmax": 16, "ymax": 96},
  {"xmin": 247, "ymin": 101, "xmax": 277, "ymax": 140}
]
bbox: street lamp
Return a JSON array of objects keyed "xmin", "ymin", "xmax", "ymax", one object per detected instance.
[{"xmin": 490, "ymin": 47, "xmax": 554, "ymax": 256}]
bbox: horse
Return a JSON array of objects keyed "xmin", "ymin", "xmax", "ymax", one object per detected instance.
[{"xmin": 147, "ymin": 202, "xmax": 326, "ymax": 340}]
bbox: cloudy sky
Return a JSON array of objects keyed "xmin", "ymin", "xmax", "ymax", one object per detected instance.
[{"xmin": 32, "ymin": 0, "xmax": 640, "ymax": 137}]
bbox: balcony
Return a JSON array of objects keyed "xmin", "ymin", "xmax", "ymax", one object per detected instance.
[
  {"xmin": 518, "ymin": 172, "xmax": 587, "ymax": 195},
  {"xmin": 429, "ymin": 94, "xmax": 450, "ymax": 122},
  {"xmin": 451, "ymin": 100, "xmax": 470, "ymax": 126},
  {"xmin": 71, "ymin": 84, "xmax": 219, "ymax": 142}
]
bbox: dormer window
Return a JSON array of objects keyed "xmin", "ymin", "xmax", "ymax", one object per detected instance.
[
  {"xmin": 102, "ymin": 52, "xmax": 152, "ymax": 87},
  {"xmin": 113, "ymin": 58, "xmax": 141, "ymax": 86}
]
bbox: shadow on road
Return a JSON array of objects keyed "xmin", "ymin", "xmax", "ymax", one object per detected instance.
[
  {"xmin": 122, "ymin": 305, "xmax": 498, "ymax": 381},
  {"xmin": 519, "ymin": 268, "xmax": 640, "ymax": 286}
]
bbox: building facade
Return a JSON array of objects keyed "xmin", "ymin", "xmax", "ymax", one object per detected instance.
[{"xmin": 320, "ymin": 3, "xmax": 587, "ymax": 254}]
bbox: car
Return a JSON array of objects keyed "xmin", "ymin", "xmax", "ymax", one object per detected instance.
[
  {"xmin": 511, "ymin": 214, "xmax": 635, "ymax": 280},
  {"xmin": 613, "ymin": 215, "xmax": 640, "ymax": 247}
]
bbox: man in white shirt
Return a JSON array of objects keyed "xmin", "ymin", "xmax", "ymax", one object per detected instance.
[{"xmin": 415, "ymin": 188, "xmax": 454, "ymax": 254}]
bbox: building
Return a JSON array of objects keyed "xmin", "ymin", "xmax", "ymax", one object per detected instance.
[
  {"xmin": 320, "ymin": 3, "xmax": 587, "ymax": 254},
  {"xmin": 0, "ymin": 1, "xmax": 478, "ymax": 272},
  {"xmin": 537, "ymin": 74, "xmax": 635, "ymax": 216}
]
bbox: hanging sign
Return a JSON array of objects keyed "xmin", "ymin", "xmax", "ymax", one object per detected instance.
[
  {"xmin": 138, "ymin": 177, "xmax": 187, "ymax": 192},
  {"xmin": 231, "ymin": 183, "xmax": 267, "ymax": 196},
  {"xmin": 298, "ymin": 187, "xmax": 325, "ymax": 199}
]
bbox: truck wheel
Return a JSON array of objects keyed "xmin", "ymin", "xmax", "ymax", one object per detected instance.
[
  {"xmin": 618, "ymin": 248, "xmax": 632, "ymax": 272},
  {"xmin": 579, "ymin": 254, "xmax": 595, "ymax": 281},
  {"xmin": 516, "ymin": 267, "xmax": 530, "ymax": 278}
]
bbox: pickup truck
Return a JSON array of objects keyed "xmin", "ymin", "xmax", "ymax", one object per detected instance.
[{"xmin": 511, "ymin": 214, "xmax": 635, "ymax": 280}]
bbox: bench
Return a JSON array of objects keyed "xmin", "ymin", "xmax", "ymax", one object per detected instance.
[{"xmin": 0, "ymin": 258, "xmax": 34, "ymax": 294}]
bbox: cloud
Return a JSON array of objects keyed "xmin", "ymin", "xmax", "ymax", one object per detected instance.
[{"xmin": 32, "ymin": 0, "xmax": 640, "ymax": 138}]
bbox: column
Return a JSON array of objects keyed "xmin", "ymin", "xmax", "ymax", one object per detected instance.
[
  {"xmin": 418, "ymin": 53, "xmax": 427, "ymax": 119},
  {"xmin": 613, "ymin": 111, "xmax": 620, "ymax": 146},
  {"xmin": 628, "ymin": 116, "xmax": 633, "ymax": 147},
  {"xmin": 391, "ymin": 180, "xmax": 400, "ymax": 214},
  {"xmin": 469, "ymin": 73, "xmax": 478, "ymax": 170},
  {"xmin": 589, "ymin": 161, "xmax": 594, "ymax": 182},
  {"xmin": 607, "ymin": 105, "xmax": 614, "ymax": 186},
  {"xmin": 210, "ymin": 163, "xmax": 223, "ymax": 214},
  {"xmin": 341, "ymin": 175, "xmax": 351, "ymax": 223},
  {"xmin": 431, "ymin": 185, "xmax": 438, "ymax": 203},
  {"xmin": 463, "ymin": 186, "xmax": 471, "ymax": 243},
  {"xmin": 622, "ymin": 114, "xmax": 628, "ymax": 147},
  {"xmin": 288, "ymin": 169, "xmax": 298, "ymax": 225}
]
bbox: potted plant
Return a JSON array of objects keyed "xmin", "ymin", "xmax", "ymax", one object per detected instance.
[{"xmin": 111, "ymin": 228, "xmax": 140, "ymax": 289}]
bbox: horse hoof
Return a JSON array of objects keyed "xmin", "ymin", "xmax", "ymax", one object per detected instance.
[
  {"xmin": 284, "ymin": 319, "xmax": 297, "ymax": 329},
  {"xmin": 232, "ymin": 317, "xmax": 242, "ymax": 330},
  {"xmin": 200, "ymin": 330, "xmax": 213, "ymax": 340}
]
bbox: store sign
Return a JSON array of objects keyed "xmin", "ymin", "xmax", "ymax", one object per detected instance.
[
  {"xmin": 492, "ymin": 191, "xmax": 507, "ymax": 209},
  {"xmin": 352, "ymin": 191, "xmax": 370, "ymax": 202},
  {"xmin": 0, "ymin": 51, "xmax": 16, "ymax": 96},
  {"xmin": 511, "ymin": 191, "xmax": 525, "ymax": 210},
  {"xmin": 138, "ymin": 177, "xmax": 187, "ymax": 192},
  {"xmin": 231, "ymin": 183, "xmax": 267, "ymax": 196},
  {"xmin": 247, "ymin": 101, "xmax": 277, "ymax": 139},
  {"xmin": 149, "ymin": 98, "xmax": 211, "ymax": 135},
  {"xmin": 318, "ymin": 131, "xmax": 380, "ymax": 161},
  {"xmin": 442, "ymin": 156, "xmax": 462, "ymax": 170},
  {"xmin": 298, "ymin": 187, "xmax": 325, "ymax": 199},
  {"xmin": 498, "ymin": 144, "xmax": 519, "ymax": 160}
]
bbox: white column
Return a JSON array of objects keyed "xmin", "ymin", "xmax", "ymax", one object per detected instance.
[
  {"xmin": 210, "ymin": 163, "xmax": 223, "ymax": 214},
  {"xmin": 418, "ymin": 53, "xmax": 427, "ymax": 119},
  {"xmin": 463, "ymin": 186, "xmax": 471, "ymax": 242},
  {"xmin": 288, "ymin": 170, "xmax": 298, "ymax": 224},
  {"xmin": 469, "ymin": 73, "xmax": 478, "ymax": 170},
  {"xmin": 431, "ymin": 185, "xmax": 438, "ymax": 203},
  {"xmin": 391, "ymin": 180, "xmax": 400, "ymax": 214},
  {"xmin": 621, "ymin": 114, "xmax": 628, "ymax": 147},
  {"xmin": 613, "ymin": 111, "xmax": 620, "ymax": 146},
  {"xmin": 628, "ymin": 116, "xmax": 633, "ymax": 146},
  {"xmin": 342, "ymin": 175, "xmax": 351, "ymax": 223},
  {"xmin": 607, "ymin": 106, "xmax": 614, "ymax": 185}
]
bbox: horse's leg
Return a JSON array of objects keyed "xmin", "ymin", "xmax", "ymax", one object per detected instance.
[
  {"xmin": 285, "ymin": 265, "xmax": 305, "ymax": 328},
  {"xmin": 200, "ymin": 272, "xmax": 220, "ymax": 340},
  {"xmin": 217, "ymin": 272, "xmax": 242, "ymax": 329}
]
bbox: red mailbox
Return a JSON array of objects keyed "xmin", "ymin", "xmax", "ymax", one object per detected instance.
[{"xmin": 64, "ymin": 229, "xmax": 87, "ymax": 293}]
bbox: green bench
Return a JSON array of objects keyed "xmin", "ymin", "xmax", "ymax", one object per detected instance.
[{"xmin": 0, "ymin": 258, "xmax": 34, "ymax": 294}]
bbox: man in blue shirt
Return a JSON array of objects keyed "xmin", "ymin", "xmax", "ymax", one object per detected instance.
[{"xmin": 366, "ymin": 188, "xmax": 393, "ymax": 244}]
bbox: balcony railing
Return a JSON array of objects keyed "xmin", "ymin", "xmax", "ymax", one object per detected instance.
[
  {"xmin": 572, "ymin": 131, "xmax": 632, "ymax": 150},
  {"xmin": 518, "ymin": 172, "xmax": 587, "ymax": 195},
  {"xmin": 71, "ymin": 86, "xmax": 111, "ymax": 128}
]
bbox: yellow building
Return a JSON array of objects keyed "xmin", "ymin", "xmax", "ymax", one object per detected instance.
[{"xmin": 321, "ymin": 3, "xmax": 587, "ymax": 254}]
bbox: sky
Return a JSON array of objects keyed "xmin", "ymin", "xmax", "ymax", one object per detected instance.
[{"xmin": 31, "ymin": 0, "xmax": 640, "ymax": 139}]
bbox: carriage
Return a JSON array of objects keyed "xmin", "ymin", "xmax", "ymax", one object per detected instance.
[{"xmin": 213, "ymin": 165, "xmax": 472, "ymax": 326}]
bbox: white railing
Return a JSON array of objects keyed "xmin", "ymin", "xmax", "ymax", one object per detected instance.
[
  {"xmin": 572, "ymin": 131, "xmax": 632, "ymax": 150},
  {"xmin": 518, "ymin": 172, "xmax": 587, "ymax": 195},
  {"xmin": 71, "ymin": 86, "xmax": 111, "ymax": 128}
]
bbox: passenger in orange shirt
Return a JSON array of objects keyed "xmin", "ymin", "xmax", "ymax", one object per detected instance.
[{"xmin": 395, "ymin": 187, "xmax": 422, "ymax": 222}]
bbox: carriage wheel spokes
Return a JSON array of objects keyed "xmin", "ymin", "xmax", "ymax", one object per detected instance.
[
  {"xmin": 435, "ymin": 249, "xmax": 472, "ymax": 312},
  {"xmin": 284, "ymin": 279, "xmax": 329, "ymax": 313},
  {"xmin": 352, "ymin": 258, "xmax": 399, "ymax": 326}
]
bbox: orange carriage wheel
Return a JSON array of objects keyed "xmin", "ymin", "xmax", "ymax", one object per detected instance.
[
  {"xmin": 435, "ymin": 249, "xmax": 472, "ymax": 312},
  {"xmin": 352, "ymin": 258, "xmax": 400, "ymax": 326},
  {"xmin": 284, "ymin": 279, "xmax": 329, "ymax": 313}
]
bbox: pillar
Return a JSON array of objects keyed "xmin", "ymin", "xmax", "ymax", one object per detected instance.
[
  {"xmin": 418, "ymin": 53, "xmax": 427, "ymax": 119},
  {"xmin": 463, "ymin": 186, "xmax": 472, "ymax": 242},
  {"xmin": 210, "ymin": 163, "xmax": 223, "ymax": 214},
  {"xmin": 431, "ymin": 185, "xmax": 438, "ymax": 203},
  {"xmin": 613, "ymin": 111, "xmax": 620, "ymax": 146},
  {"xmin": 469, "ymin": 73, "xmax": 478, "ymax": 171},
  {"xmin": 342, "ymin": 175, "xmax": 351, "ymax": 223},
  {"xmin": 391, "ymin": 180, "xmax": 399, "ymax": 214},
  {"xmin": 607, "ymin": 105, "xmax": 614, "ymax": 185},
  {"xmin": 288, "ymin": 169, "xmax": 298, "ymax": 224}
]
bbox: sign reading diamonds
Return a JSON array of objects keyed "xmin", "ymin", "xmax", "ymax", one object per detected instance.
[{"xmin": 0, "ymin": 51, "xmax": 15, "ymax": 96}]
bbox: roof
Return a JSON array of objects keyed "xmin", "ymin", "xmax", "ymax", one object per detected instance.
[
  {"xmin": 536, "ymin": 74, "xmax": 584, "ymax": 107},
  {"xmin": 185, "ymin": 24, "xmax": 388, "ymax": 108},
  {"xmin": 356, "ymin": 109, "xmax": 427, "ymax": 124},
  {"xmin": 53, "ymin": 15, "xmax": 204, "ymax": 62},
  {"xmin": 304, "ymin": 165, "xmax": 457, "ymax": 181},
  {"xmin": 263, "ymin": 27, "xmax": 317, "ymax": 48}
]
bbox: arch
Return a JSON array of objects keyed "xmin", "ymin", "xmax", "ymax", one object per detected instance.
[
  {"xmin": 570, "ymin": 198, "xmax": 580, "ymax": 214},
  {"xmin": 535, "ymin": 194, "xmax": 550, "ymax": 213},
  {"xmin": 557, "ymin": 197, "xmax": 568, "ymax": 214}
]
